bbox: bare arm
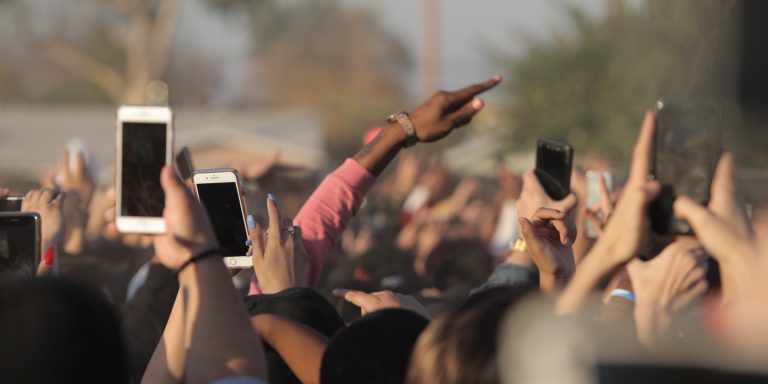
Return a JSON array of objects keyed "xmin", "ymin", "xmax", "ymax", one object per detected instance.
[{"xmin": 251, "ymin": 314, "xmax": 330, "ymax": 384}]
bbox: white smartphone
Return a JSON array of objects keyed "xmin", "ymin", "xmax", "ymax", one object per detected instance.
[
  {"xmin": 585, "ymin": 170, "xmax": 613, "ymax": 238},
  {"xmin": 115, "ymin": 105, "xmax": 174, "ymax": 234},
  {"xmin": 193, "ymin": 168, "xmax": 252, "ymax": 269}
]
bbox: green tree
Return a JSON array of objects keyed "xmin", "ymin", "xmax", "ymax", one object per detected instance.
[{"xmin": 498, "ymin": 0, "xmax": 738, "ymax": 166}]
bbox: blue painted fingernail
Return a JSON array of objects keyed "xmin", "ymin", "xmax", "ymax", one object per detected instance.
[
  {"xmin": 245, "ymin": 239, "xmax": 252, "ymax": 247},
  {"xmin": 247, "ymin": 214, "xmax": 256, "ymax": 230},
  {"xmin": 267, "ymin": 193, "xmax": 276, "ymax": 202}
]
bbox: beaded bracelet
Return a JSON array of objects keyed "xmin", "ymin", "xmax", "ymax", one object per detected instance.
[{"xmin": 174, "ymin": 247, "xmax": 225, "ymax": 276}]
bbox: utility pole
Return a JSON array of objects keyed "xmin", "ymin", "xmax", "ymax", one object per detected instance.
[{"xmin": 421, "ymin": 0, "xmax": 439, "ymax": 100}]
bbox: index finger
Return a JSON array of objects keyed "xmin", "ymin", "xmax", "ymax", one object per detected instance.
[
  {"xmin": 332, "ymin": 289, "xmax": 378, "ymax": 308},
  {"xmin": 446, "ymin": 75, "xmax": 502, "ymax": 108},
  {"xmin": 60, "ymin": 149, "xmax": 71, "ymax": 180},
  {"xmin": 628, "ymin": 111, "xmax": 655, "ymax": 186}
]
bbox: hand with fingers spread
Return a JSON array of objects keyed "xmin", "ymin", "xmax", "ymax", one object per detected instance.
[
  {"xmin": 151, "ymin": 166, "xmax": 218, "ymax": 270},
  {"xmin": 249, "ymin": 195, "xmax": 309, "ymax": 294},
  {"xmin": 333, "ymin": 289, "xmax": 430, "ymax": 319},
  {"xmin": 673, "ymin": 152, "xmax": 756, "ymax": 302},
  {"xmin": 627, "ymin": 239, "xmax": 709, "ymax": 348},
  {"xmin": 519, "ymin": 206, "xmax": 578, "ymax": 293},
  {"xmin": 21, "ymin": 188, "xmax": 66, "ymax": 276}
]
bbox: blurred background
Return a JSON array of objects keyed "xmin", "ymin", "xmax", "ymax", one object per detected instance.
[{"xmin": 0, "ymin": 0, "xmax": 766, "ymax": 199}]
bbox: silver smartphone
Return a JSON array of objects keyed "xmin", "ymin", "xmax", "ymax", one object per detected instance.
[
  {"xmin": 193, "ymin": 168, "xmax": 252, "ymax": 269},
  {"xmin": 115, "ymin": 106, "xmax": 174, "ymax": 234},
  {"xmin": 585, "ymin": 170, "xmax": 613, "ymax": 238}
]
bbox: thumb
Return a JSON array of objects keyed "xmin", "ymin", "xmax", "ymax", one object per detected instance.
[
  {"xmin": 160, "ymin": 166, "xmax": 193, "ymax": 210},
  {"xmin": 673, "ymin": 196, "xmax": 718, "ymax": 236}
]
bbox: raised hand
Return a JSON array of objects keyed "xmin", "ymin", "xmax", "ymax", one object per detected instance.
[
  {"xmin": 151, "ymin": 166, "xmax": 218, "ymax": 270},
  {"xmin": 409, "ymin": 75, "xmax": 502, "ymax": 143},
  {"xmin": 21, "ymin": 188, "xmax": 66, "ymax": 276},
  {"xmin": 673, "ymin": 152, "xmax": 756, "ymax": 301},
  {"xmin": 249, "ymin": 195, "xmax": 308, "ymax": 294},
  {"xmin": 517, "ymin": 170, "xmax": 579, "ymax": 222},
  {"xmin": 519, "ymin": 206, "xmax": 577, "ymax": 293},
  {"xmin": 557, "ymin": 111, "xmax": 661, "ymax": 314},
  {"xmin": 627, "ymin": 239, "xmax": 708, "ymax": 348},
  {"xmin": 333, "ymin": 289, "xmax": 430, "ymax": 319}
]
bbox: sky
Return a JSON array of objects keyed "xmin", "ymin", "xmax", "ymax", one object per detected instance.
[{"xmin": 339, "ymin": 0, "xmax": 607, "ymax": 98}]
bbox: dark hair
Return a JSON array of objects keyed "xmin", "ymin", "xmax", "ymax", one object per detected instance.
[
  {"xmin": 426, "ymin": 240, "xmax": 494, "ymax": 299},
  {"xmin": 322, "ymin": 308, "xmax": 429, "ymax": 384},
  {"xmin": 406, "ymin": 285, "xmax": 534, "ymax": 384},
  {"xmin": 0, "ymin": 278, "xmax": 129, "ymax": 383}
]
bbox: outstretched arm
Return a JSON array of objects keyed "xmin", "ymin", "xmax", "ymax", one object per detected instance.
[{"xmin": 142, "ymin": 167, "xmax": 267, "ymax": 384}]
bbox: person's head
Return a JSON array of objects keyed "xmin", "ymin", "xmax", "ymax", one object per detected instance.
[
  {"xmin": 321, "ymin": 308, "xmax": 429, "ymax": 384},
  {"xmin": 0, "ymin": 277, "xmax": 128, "ymax": 383},
  {"xmin": 425, "ymin": 239, "xmax": 494, "ymax": 299},
  {"xmin": 245, "ymin": 287, "xmax": 345, "ymax": 384},
  {"xmin": 406, "ymin": 285, "xmax": 534, "ymax": 384}
]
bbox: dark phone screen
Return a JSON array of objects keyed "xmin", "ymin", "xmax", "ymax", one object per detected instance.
[
  {"xmin": 197, "ymin": 182, "xmax": 248, "ymax": 256},
  {"xmin": 0, "ymin": 216, "xmax": 38, "ymax": 277},
  {"xmin": 536, "ymin": 140, "xmax": 572, "ymax": 200},
  {"xmin": 121, "ymin": 122, "xmax": 167, "ymax": 217},
  {"xmin": 651, "ymin": 101, "xmax": 720, "ymax": 234}
]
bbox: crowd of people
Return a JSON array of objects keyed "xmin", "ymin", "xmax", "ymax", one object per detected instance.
[{"xmin": 2, "ymin": 73, "xmax": 768, "ymax": 384}]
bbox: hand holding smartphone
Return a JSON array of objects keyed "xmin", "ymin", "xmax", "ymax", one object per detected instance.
[
  {"xmin": 193, "ymin": 168, "xmax": 252, "ymax": 269},
  {"xmin": 649, "ymin": 99, "xmax": 721, "ymax": 235},
  {"xmin": 115, "ymin": 106, "xmax": 174, "ymax": 234},
  {"xmin": 535, "ymin": 138, "xmax": 574, "ymax": 201}
]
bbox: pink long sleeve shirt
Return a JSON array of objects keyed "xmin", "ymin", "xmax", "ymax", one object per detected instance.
[{"xmin": 249, "ymin": 158, "xmax": 376, "ymax": 294}]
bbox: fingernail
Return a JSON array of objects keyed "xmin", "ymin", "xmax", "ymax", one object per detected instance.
[
  {"xmin": 472, "ymin": 98, "xmax": 484, "ymax": 110},
  {"xmin": 247, "ymin": 214, "xmax": 256, "ymax": 230},
  {"xmin": 493, "ymin": 74, "xmax": 502, "ymax": 81},
  {"xmin": 245, "ymin": 239, "xmax": 252, "ymax": 247},
  {"xmin": 562, "ymin": 236, "xmax": 570, "ymax": 245},
  {"xmin": 332, "ymin": 288, "xmax": 347, "ymax": 296},
  {"xmin": 267, "ymin": 193, "xmax": 276, "ymax": 202},
  {"xmin": 43, "ymin": 246, "xmax": 54, "ymax": 266}
]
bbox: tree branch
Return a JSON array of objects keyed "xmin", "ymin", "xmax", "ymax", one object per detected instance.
[{"xmin": 45, "ymin": 40, "xmax": 125, "ymax": 103}]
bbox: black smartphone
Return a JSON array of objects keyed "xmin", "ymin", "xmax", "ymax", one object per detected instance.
[
  {"xmin": 650, "ymin": 99, "xmax": 721, "ymax": 235},
  {"xmin": 175, "ymin": 147, "xmax": 195, "ymax": 182},
  {"xmin": 535, "ymin": 139, "xmax": 574, "ymax": 200},
  {"xmin": 0, "ymin": 213, "xmax": 41, "ymax": 278},
  {"xmin": 0, "ymin": 197, "xmax": 24, "ymax": 212}
]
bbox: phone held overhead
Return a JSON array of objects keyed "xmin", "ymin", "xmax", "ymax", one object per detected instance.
[
  {"xmin": 650, "ymin": 99, "xmax": 721, "ymax": 235},
  {"xmin": 535, "ymin": 138, "xmax": 574, "ymax": 201},
  {"xmin": 115, "ymin": 105, "xmax": 174, "ymax": 234},
  {"xmin": 193, "ymin": 168, "xmax": 252, "ymax": 269}
]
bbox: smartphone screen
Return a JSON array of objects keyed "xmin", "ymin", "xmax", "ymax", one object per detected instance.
[
  {"xmin": 0, "ymin": 214, "xmax": 39, "ymax": 277},
  {"xmin": 121, "ymin": 122, "xmax": 167, "ymax": 217},
  {"xmin": 196, "ymin": 182, "xmax": 248, "ymax": 256},
  {"xmin": 535, "ymin": 139, "xmax": 573, "ymax": 200},
  {"xmin": 650, "ymin": 100, "xmax": 721, "ymax": 235}
]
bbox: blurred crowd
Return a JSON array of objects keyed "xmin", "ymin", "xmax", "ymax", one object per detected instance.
[{"xmin": 3, "ymin": 74, "xmax": 768, "ymax": 384}]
